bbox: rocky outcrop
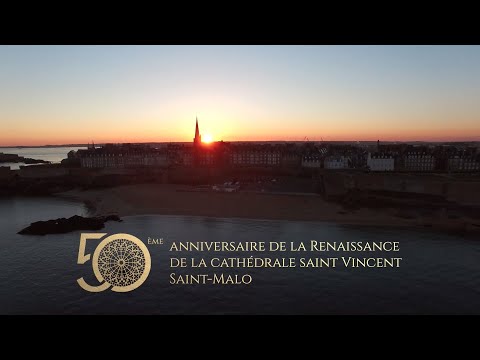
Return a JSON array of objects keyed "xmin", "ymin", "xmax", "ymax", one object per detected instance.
[
  {"xmin": 23, "ymin": 158, "xmax": 50, "ymax": 164},
  {"xmin": 0, "ymin": 153, "xmax": 50, "ymax": 164},
  {"xmin": 18, "ymin": 215, "xmax": 122, "ymax": 235}
]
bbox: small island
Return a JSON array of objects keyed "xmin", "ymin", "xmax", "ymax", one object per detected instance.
[
  {"xmin": 18, "ymin": 214, "xmax": 122, "ymax": 235},
  {"xmin": 0, "ymin": 152, "xmax": 50, "ymax": 165}
]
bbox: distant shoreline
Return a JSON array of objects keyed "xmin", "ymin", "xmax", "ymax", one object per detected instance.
[
  {"xmin": 0, "ymin": 145, "xmax": 88, "ymax": 149},
  {"xmin": 56, "ymin": 183, "xmax": 480, "ymax": 235},
  {"xmin": 2, "ymin": 140, "xmax": 480, "ymax": 148}
]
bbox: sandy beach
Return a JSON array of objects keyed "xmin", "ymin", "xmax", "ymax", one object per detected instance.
[{"xmin": 57, "ymin": 183, "xmax": 464, "ymax": 230}]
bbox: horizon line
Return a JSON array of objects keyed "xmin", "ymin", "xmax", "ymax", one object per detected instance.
[{"xmin": 2, "ymin": 139, "xmax": 480, "ymax": 148}]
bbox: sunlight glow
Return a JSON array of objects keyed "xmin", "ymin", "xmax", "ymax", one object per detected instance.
[{"xmin": 203, "ymin": 134, "xmax": 213, "ymax": 143}]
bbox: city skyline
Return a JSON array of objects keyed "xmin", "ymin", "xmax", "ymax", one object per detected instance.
[{"xmin": 1, "ymin": 45, "xmax": 480, "ymax": 146}]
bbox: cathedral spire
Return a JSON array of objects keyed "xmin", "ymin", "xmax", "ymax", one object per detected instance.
[{"xmin": 193, "ymin": 116, "xmax": 201, "ymax": 145}]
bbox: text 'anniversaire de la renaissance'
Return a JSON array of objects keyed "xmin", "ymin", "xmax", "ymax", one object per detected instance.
[{"xmin": 168, "ymin": 240, "xmax": 402, "ymax": 285}]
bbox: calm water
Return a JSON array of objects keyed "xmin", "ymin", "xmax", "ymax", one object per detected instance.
[
  {"xmin": 0, "ymin": 196, "xmax": 479, "ymax": 314},
  {"xmin": 0, "ymin": 147, "xmax": 85, "ymax": 169}
]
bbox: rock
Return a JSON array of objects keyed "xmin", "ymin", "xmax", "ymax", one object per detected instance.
[
  {"xmin": 104, "ymin": 214, "xmax": 121, "ymax": 222},
  {"xmin": 23, "ymin": 158, "xmax": 51, "ymax": 164},
  {"xmin": 0, "ymin": 153, "xmax": 50, "ymax": 164},
  {"xmin": 18, "ymin": 215, "xmax": 122, "ymax": 235}
]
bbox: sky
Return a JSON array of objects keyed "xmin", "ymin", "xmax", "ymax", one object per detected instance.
[{"xmin": 1, "ymin": 45, "xmax": 480, "ymax": 146}]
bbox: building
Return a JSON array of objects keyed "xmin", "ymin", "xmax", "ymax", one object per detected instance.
[
  {"xmin": 280, "ymin": 144, "xmax": 302, "ymax": 168},
  {"xmin": 281, "ymin": 152, "xmax": 302, "ymax": 168},
  {"xmin": 367, "ymin": 152, "xmax": 394, "ymax": 171},
  {"xmin": 448, "ymin": 155, "xmax": 480, "ymax": 172},
  {"xmin": 323, "ymin": 144, "xmax": 364, "ymax": 169},
  {"xmin": 301, "ymin": 155, "xmax": 322, "ymax": 168},
  {"xmin": 166, "ymin": 144, "xmax": 192, "ymax": 166},
  {"xmin": 196, "ymin": 141, "xmax": 230, "ymax": 167},
  {"xmin": 404, "ymin": 152, "xmax": 435, "ymax": 172},
  {"xmin": 191, "ymin": 119, "xmax": 230, "ymax": 167},
  {"xmin": 443, "ymin": 147, "xmax": 480, "ymax": 172},
  {"xmin": 324, "ymin": 155, "xmax": 350, "ymax": 169},
  {"xmin": 229, "ymin": 144, "xmax": 281, "ymax": 167},
  {"xmin": 78, "ymin": 144, "xmax": 168, "ymax": 168}
]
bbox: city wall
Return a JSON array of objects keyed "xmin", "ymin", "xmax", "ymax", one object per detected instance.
[
  {"xmin": 323, "ymin": 171, "xmax": 480, "ymax": 205},
  {"xmin": 18, "ymin": 166, "xmax": 68, "ymax": 178}
]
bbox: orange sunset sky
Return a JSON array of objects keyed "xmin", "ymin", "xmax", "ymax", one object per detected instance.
[{"xmin": 1, "ymin": 45, "xmax": 479, "ymax": 146}]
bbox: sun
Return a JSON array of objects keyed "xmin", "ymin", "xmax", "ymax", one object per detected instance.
[{"xmin": 203, "ymin": 134, "xmax": 213, "ymax": 143}]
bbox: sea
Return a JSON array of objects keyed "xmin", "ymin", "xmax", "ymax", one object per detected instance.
[
  {"xmin": 0, "ymin": 146, "xmax": 85, "ymax": 169},
  {"xmin": 1, "ymin": 195, "xmax": 480, "ymax": 314}
]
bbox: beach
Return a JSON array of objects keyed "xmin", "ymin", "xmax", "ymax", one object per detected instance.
[{"xmin": 57, "ymin": 183, "xmax": 479, "ymax": 232}]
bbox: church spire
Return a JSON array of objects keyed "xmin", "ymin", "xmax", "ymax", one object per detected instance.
[{"xmin": 193, "ymin": 116, "xmax": 201, "ymax": 145}]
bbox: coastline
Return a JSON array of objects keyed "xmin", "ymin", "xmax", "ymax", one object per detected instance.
[{"xmin": 56, "ymin": 183, "xmax": 480, "ymax": 234}]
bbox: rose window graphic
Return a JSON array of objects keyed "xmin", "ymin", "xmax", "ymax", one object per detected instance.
[
  {"xmin": 97, "ymin": 238, "xmax": 146, "ymax": 287},
  {"xmin": 77, "ymin": 233, "xmax": 151, "ymax": 293}
]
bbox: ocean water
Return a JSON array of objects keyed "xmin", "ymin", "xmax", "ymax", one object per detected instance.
[
  {"xmin": 0, "ymin": 196, "xmax": 479, "ymax": 315},
  {"xmin": 0, "ymin": 147, "xmax": 85, "ymax": 169}
]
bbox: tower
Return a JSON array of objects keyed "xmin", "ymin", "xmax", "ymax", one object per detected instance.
[{"xmin": 193, "ymin": 116, "xmax": 202, "ymax": 146}]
